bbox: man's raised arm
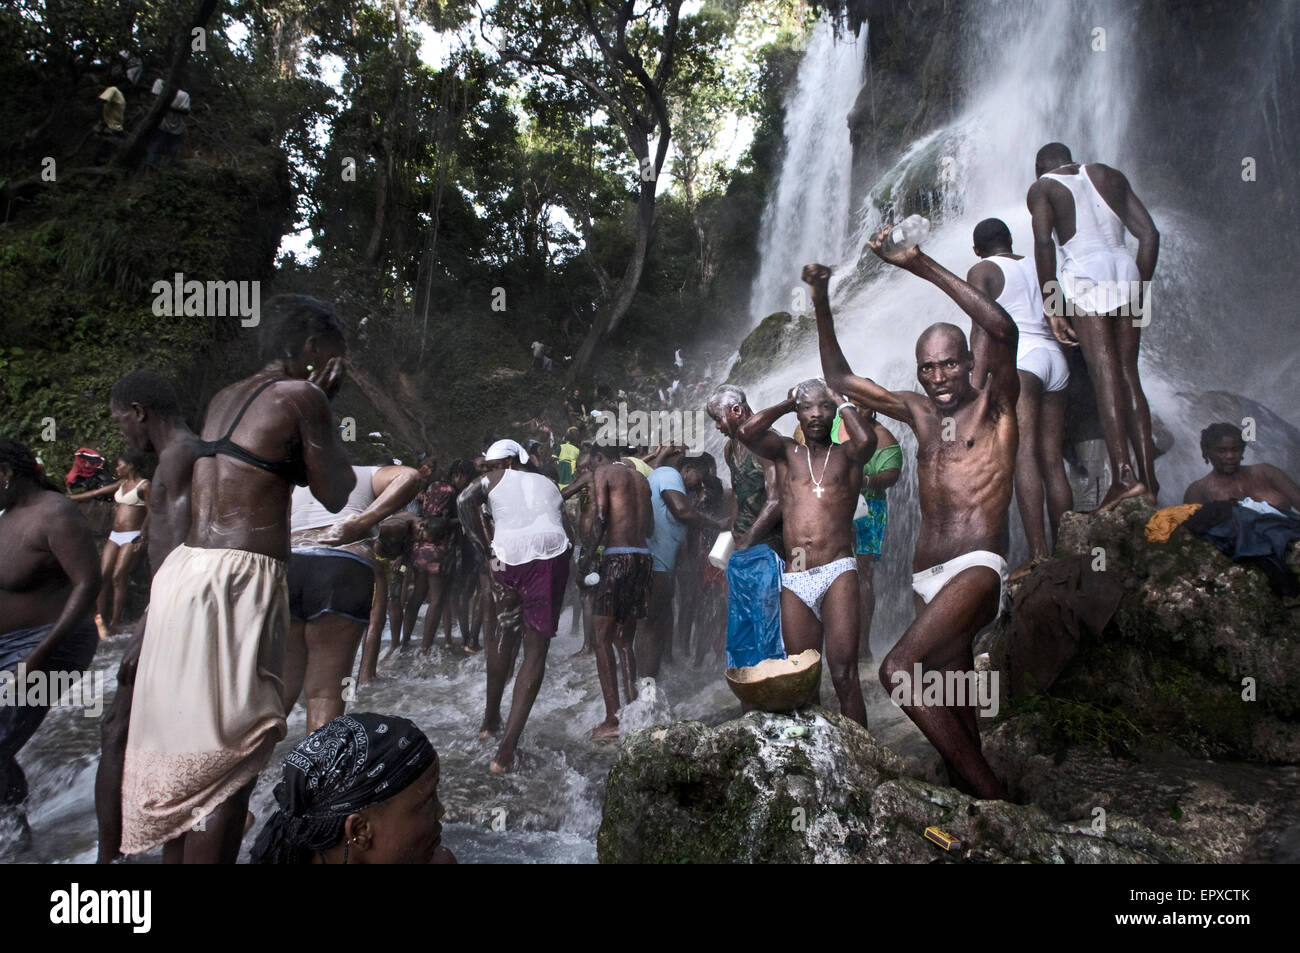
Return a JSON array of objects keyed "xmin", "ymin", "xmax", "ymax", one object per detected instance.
[
  {"xmin": 832, "ymin": 395, "xmax": 878, "ymax": 466},
  {"xmin": 869, "ymin": 232, "xmax": 1020, "ymax": 407},
  {"xmin": 736, "ymin": 396, "xmax": 794, "ymax": 461},
  {"xmin": 805, "ymin": 263, "xmax": 914, "ymax": 425}
]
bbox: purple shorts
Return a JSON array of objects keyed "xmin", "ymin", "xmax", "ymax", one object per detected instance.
[{"xmin": 490, "ymin": 550, "xmax": 571, "ymax": 639}]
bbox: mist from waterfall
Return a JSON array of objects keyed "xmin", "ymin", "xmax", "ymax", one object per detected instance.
[{"xmin": 734, "ymin": 0, "xmax": 1297, "ymax": 648}]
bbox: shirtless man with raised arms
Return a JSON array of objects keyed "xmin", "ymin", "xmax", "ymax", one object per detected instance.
[
  {"xmin": 810, "ymin": 229, "xmax": 1018, "ymax": 799},
  {"xmin": 738, "ymin": 378, "xmax": 876, "ymax": 727}
]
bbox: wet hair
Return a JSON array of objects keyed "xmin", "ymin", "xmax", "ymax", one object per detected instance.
[
  {"xmin": 1200, "ymin": 422, "xmax": 1245, "ymax": 463},
  {"xmin": 258, "ymin": 294, "xmax": 345, "ymax": 362},
  {"xmin": 110, "ymin": 369, "xmax": 181, "ymax": 417},
  {"xmin": 1036, "ymin": 141, "xmax": 1073, "ymax": 172},
  {"xmin": 972, "ymin": 218, "xmax": 1013, "ymax": 256},
  {"xmin": 0, "ymin": 434, "xmax": 60, "ymax": 492},
  {"xmin": 706, "ymin": 384, "xmax": 747, "ymax": 420},
  {"xmin": 592, "ymin": 443, "xmax": 622, "ymax": 460},
  {"xmin": 793, "ymin": 378, "xmax": 830, "ymax": 403},
  {"xmin": 448, "ymin": 458, "xmax": 476, "ymax": 481},
  {"xmin": 680, "ymin": 455, "xmax": 708, "ymax": 475},
  {"xmin": 695, "ymin": 451, "xmax": 717, "ymax": 476}
]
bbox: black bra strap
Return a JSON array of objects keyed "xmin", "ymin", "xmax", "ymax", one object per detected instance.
[{"xmin": 221, "ymin": 378, "xmax": 283, "ymax": 441}]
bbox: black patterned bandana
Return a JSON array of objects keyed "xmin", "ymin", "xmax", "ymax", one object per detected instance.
[{"xmin": 251, "ymin": 713, "xmax": 436, "ymax": 864}]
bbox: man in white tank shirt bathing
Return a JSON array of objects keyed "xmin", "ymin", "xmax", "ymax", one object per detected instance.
[
  {"xmin": 458, "ymin": 439, "xmax": 571, "ymax": 773},
  {"xmin": 967, "ymin": 218, "xmax": 1072, "ymax": 574},
  {"xmin": 811, "ymin": 225, "xmax": 1019, "ymax": 800},
  {"xmin": 1027, "ymin": 141, "xmax": 1161, "ymax": 508}
]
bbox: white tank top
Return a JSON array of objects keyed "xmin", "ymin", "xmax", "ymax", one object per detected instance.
[
  {"xmin": 291, "ymin": 465, "xmax": 379, "ymax": 531},
  {"xmin": 487, "ymin": 469, "xmax": 569, "ymax": 566},
  {"xmin": 990, "ymin": 255, "xmax": 1057, "ymax": 355},
  {"xmin": 1041, "ymin": 164, "xmax": 1140, "ymax": 313}
]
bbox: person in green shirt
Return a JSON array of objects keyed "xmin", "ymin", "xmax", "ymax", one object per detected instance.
[{"xmin": 831, "ymin": 407, "xmax": 902, "ymax": 661}]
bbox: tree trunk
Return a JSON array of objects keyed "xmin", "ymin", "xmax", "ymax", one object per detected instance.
[
  {"xmin": 111, "ymin": 0, "xmax": 218, "ymax": 170},
  {"xmin": 569, "ymin": 177, "xmax": 657, "ymax": 381}
]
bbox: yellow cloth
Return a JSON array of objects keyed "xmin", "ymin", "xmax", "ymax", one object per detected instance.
[
  {"xmin": 98, "ymin": 86, "xmax": 125, "ymax": 132},
  {"xmin": 121, "ymin": 545, "xmax": 288, "ymax": 854},
  {"xmin": 628, "ymin": 457, "xmax": 653, "ymax": 478},
  {"xmin": 1144, "ymin": 504, "xmax": 1202, "ymax": 543}
]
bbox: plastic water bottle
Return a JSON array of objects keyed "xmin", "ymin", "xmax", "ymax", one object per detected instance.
[{"xmin": 885, "ymin": 214, "xmax": 930, "ymax": 252}]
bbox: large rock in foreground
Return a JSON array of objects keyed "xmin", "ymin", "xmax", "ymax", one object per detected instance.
[{"xmin": 597, "ymin": 708, "xmax": 1202, "ymax": 864}]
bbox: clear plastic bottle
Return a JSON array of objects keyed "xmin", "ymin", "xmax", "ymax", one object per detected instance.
[{"xmin": 885, "ymin": 214, "xmax": 930, "ymax": 252}]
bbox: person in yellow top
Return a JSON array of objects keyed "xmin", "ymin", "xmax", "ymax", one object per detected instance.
[{"xmin": 555, "ymin": 427, "xmax": 582, "ymax": 486}]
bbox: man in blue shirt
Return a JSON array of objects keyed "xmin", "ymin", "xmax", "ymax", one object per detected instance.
[{"xmin": 639, "ymin": 447, "xmax": 731, "ymax": 678}]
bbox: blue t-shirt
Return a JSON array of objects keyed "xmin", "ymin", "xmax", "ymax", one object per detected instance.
[{"xmin": 647, "ymin": 466, "xmax": 687, "ymax": 572}]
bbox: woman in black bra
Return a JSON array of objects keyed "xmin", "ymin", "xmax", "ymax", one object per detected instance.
[{"xmin": 119, "ymin": 294, "xmax": 357, "ymax": 865}]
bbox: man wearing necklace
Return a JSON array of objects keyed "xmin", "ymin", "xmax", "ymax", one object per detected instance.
[
  {"xmin": 809, "ymin": 229, "xmax": 1018, "ymax": 800},
  {"xmin": 738, "ymin": 378, "xmax": 876, "ymax": 727}
]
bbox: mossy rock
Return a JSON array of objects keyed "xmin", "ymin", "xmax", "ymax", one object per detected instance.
[
  {"xmin": 988, "ymin": 499, "xmax": 1300, "ymax": 763},
  {"xmin": 597, "ymin": 707, "xmax": 1201, "ymax": 864}
]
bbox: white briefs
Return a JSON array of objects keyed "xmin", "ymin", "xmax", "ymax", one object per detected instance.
[
  {"xmin": 1018, "ymin": 344, "xmax": 1069, "ymax": 393},
  {"xmin": 781, "ymin": 557, "xmax": 857, "ymax": 621},
  {"xmin": 911, "ymin": 550, "xmax": 1008, "ymax": 613},
  {"xmin": 109, "ymin": 529, "xmax": 142, "ymax": 546}
]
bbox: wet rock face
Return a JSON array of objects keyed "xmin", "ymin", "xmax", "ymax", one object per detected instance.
[
  {"xmin": 989, "ymin": 499, "xmax": 1300, "ymax": 763},
  {"xmin": 726, "ymin": 311, "xmax": 814, "ymax": 386},
  {"xmin": 597, "ymin": 708, "xmax": 1200, "ymax": 864}
]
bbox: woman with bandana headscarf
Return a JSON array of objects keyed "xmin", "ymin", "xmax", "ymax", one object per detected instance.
[{"xmin": 250, "ymin": 713, "xmax": 455, "ymax": 864}]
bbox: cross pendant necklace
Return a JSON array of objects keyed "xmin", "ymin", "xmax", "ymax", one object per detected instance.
[{"xmin": 806, "ymin": 442, "xmax": 832, "ymax": 498}]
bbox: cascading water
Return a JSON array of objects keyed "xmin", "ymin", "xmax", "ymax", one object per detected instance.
[
  {"xmin": 11, "ymin": 1, "xmax": 1298, "ymax": 866},
  {"xmin": 748, "ymin": 20, "xmax": 867, "ymax": 323},
  {"xmin": 734, "ymin": 0, "xmax": 1299, "ymax": 648}
]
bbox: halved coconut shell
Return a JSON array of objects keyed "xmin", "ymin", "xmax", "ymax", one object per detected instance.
[{"xmin": 725, "ymin": 649, "xmax": 822, "ymax": 711}]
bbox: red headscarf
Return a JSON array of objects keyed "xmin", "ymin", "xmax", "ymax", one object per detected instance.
[{"xmin": 66, "ymin": 448, "xmax": 106, "ymax": 487}]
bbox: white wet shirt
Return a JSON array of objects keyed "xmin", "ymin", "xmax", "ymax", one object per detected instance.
[
  {"xmin": 487, "ymin": 469, "xmax": 568, "ymax": 566},
  {"xmin": 290, "ymin": 465, "xmax": 379, "ymax": 531}
]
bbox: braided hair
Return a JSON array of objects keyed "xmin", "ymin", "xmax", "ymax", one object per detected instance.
[{"xmin": 0, "ymin": 434, "xmax": 60, "ymax": 492}]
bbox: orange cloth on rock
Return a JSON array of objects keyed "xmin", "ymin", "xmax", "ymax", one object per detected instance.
[{"xmin": 1144, "ymin": 504, "xmax": 1202, "ymax": 543}]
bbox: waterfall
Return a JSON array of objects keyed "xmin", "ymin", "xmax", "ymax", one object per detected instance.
[
  {"xmin": 747, "ymin": 18, "xmax": 867, "ymax": 325},
  {"xmin": 731, "ymin": 0, "xmax": 1298, "ymax": 649}
]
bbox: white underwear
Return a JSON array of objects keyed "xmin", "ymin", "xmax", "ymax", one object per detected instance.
[
  {"xmin": 781, "ymin": 557, "xmax": 857, "ymax": 621},
  {"xmin": 109, "ymin": 529, "xmax": 142, "ymax": 546},
  {"xmin": 911, "ymin": 550, "xmax": 1008, "ymax": 612},
  {"xmin": 1017, "ymin": 344, "xmax": 1069, "ymax": 393}
]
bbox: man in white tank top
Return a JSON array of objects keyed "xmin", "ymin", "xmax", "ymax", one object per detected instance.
[
  {"xmin": 1027, "ymin": 141, "xmax": 1161, "ymax": 508},
  {"xmin": 458, "ymin": 439, "xmax": 571, "ymax": 773},
  {"xmin": 967, "ymin": 218, "xmax": 1072, "ymax": 572}
]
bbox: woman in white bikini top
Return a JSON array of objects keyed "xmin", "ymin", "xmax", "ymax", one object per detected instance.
[{"xmin": 66, "ymin": 451, "xmax": 150, "ymax": 636}]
